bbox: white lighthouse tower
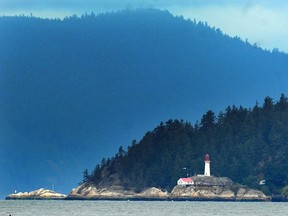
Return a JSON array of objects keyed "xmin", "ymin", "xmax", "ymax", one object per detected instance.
[{"xmin": 204, "ymin": 154, "xmax": 211, "ymax": 176}]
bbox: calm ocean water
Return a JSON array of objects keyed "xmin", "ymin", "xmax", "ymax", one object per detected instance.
[{"xmin": 0, "ymin": 200, "xmax": 287, "ymax": 216}]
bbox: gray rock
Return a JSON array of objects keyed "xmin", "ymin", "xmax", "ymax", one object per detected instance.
[
  {"xmin": 219, "ymin": 190, "xmax": 235, "ymax": 199},
  {"xmin": 192, "ymin": 176, "xmax": 234, "ymax": 186},
  {"xmin": 236, "ymin": 188, "xmax": 268, "ymax": 200},
  {"xmin": 137, "ymin": 187, "xmax": 169, "ymax": 198},
  {"xmin": 6, "ymin": 188, "xmax": 66, "ymax": 200},
  {"xmin": 67, "ymin": 176, "xmax": 270, "ymax": 201}
]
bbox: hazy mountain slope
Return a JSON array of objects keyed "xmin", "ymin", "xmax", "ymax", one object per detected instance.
[{"xmin": 0, "ymin": 9, "xmax": 288, "ymax": 198}]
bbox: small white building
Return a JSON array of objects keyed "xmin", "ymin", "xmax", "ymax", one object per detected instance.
[{"xmin": 177, "ymin": 177, "xmax": 194, "ymax": 186}]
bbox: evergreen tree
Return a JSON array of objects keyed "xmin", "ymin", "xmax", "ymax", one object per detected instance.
[
  {"xmin": 82, "ymin": 168, "xmax": 90, "ymax": 183},
  {"xmin": 85, "ymin": 94, "xmax": 288, "ymax": 195}
]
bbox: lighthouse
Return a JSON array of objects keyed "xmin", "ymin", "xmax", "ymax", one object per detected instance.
[{"xmin": 204, "ymin": 154, "xmax": 211, "ymax": 176}]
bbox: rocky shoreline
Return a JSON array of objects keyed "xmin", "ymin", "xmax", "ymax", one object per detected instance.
[
  {"xmin": 66, "ymin": 186, "xmax": 269, "ymax": 202},
  {"xmin": 6, "ymin": 188, "xmax": 66, "ymax": 200},
  {"xmin": 5, "ymin": 176, "xmax": 271, "ymax": 201},
  {"xmin": 67, "ymin": 176, "xmax": 270, "ymax": 202}
]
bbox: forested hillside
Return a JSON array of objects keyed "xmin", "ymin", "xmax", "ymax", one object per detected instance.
[
  {"xmin": 84, "ymin": 94, "xmax": 288, "ymax": 195},
  {"xmin": 1, "ymin": 9, "xmax": 288, "ymax": 198}
]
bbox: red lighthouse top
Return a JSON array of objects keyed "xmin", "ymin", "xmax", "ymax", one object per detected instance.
[{"xmin": 205, "ymin": 154, "xmax": 210, "ymax": 162}]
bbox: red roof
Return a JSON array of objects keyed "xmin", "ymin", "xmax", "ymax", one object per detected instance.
[
  {"xmin": 205, "ymin": 154, "xmax": 210, "ymax": 162},
  {"xmin": 180, "ymin": 178, "xmax": 193, "ymax": 183}
]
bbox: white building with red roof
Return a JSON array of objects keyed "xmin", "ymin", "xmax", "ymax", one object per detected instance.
[{"xmin": 177, "ymin": 177, "xmax": 194, "ymax": 186}]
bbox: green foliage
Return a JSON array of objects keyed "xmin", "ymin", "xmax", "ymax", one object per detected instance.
[
  {"xmin": 82, "ymin": 168, "xmax": 91, "ymax": 184},
  {"xmin": 88, "ymin": 94, "xmax": 288, "ymax": 194},
  {"xmin": 260, "ymin": 186, "xmax": 271, "ymax": 196},
  {"xmin": 281, "ymin": 185, "xmax": 288, "ymax": 196},
  {"xmin": 243, "ymin": 175, "xmax": 260, "ymax": 189}
]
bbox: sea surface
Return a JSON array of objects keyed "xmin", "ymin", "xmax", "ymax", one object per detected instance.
[{"xmin": 0, "ymin": 200, "xmax": 287, "ymax": 216}]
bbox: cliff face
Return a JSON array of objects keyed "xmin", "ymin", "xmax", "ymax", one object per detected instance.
[
  {"xmin": 68, "ymin": 183, "xmax": 136, "ymax": 199},
  {"xmin": 171, "ymin": 185, "xmax": 267, "ymax": 201},
  {"xmin": 6, "ymin": 188, "xmax": 67, "ymax": 200},
  {"xmin": 68, "ymin": 184, "xmax": 169, "ymax": 200},
  {"xmin": 190, "ymin": 176, "xmax": 234, "ymax": 186},
  {"xmin": 171, "ymin": 176, "xmax": 268, "ymax": 201},
  {"xmin": 68, "ymin": 176, "xmax": 269, "ymax": 201}
]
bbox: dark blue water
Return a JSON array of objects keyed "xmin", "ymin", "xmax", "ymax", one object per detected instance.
[{"xmin": 0, "ymin": 200, "xmax": 286, "ymax": 216}]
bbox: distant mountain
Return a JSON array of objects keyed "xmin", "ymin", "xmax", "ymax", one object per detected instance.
[
  {"xmin": 84, "ymin": 94, "xmax": 288, "ymax": 195},
  {"xmin": 0, "ymin": 9, "xmax": 288, "ymax": 199}
]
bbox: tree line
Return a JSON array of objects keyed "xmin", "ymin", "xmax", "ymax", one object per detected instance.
[{"xmin": 83, "ymin": 94, "xmax": 288, "ymax": 195}]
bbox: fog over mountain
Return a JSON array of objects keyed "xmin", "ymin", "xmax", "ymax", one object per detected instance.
[{"xmin": 0, "ymin": 9, "xmax": 288, "ymax": 198}]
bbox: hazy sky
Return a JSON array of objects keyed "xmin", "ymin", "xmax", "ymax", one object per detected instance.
[{"xmin": 1, "ymin": 0, "xmax": 288, "ymax": 52}]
